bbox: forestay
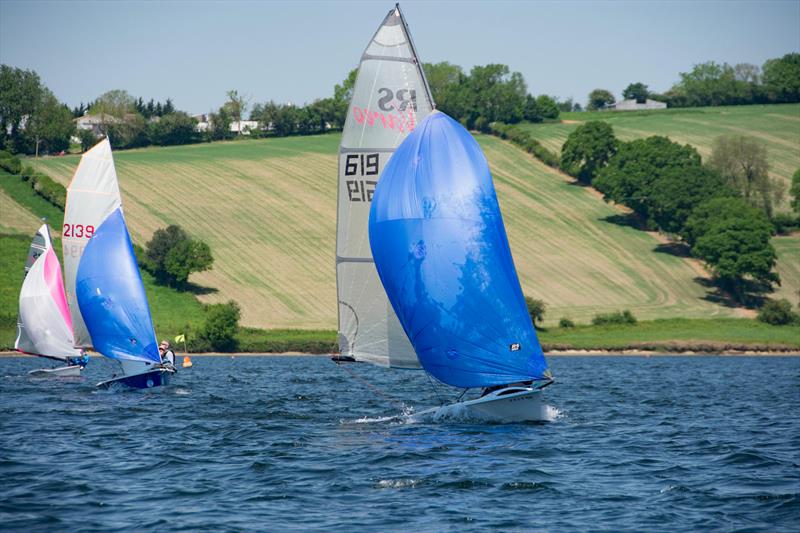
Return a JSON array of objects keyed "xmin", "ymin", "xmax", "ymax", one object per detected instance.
[
  {"xmin": 63, "ymin": 139, "xmax": 122, "ymax": 348},
  {"xmin": 369, "ymin": 112, "xmax": 550, "ymax": 388},
  {"xmin": 15, "ymin": 225, "xmax": 81, "ymax": 361},
  {"xmin": 76, "ymin": 208, "xmax": 161, "ymax": 367},
  {"xmin": 336, "ymin": 4, "xmax": 434, "ymax": 368}
]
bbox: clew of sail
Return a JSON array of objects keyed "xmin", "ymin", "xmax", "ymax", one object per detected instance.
[
  {"xmin": 76, "ymin": 207, "xmax": 161, "ymax": 368},
  {"xmin": 336, "ymin": 4, "xmax": 434, "ymax": 368},
  {"xmin": 368, "ymin": 112, "xmax": 550, "ymax": 388},
  {"xmin": 15, "ymin": 224, "xmax": 81, "ymax": 361},
  {"xmin": 63, "ymin": 138, "xmax": 122, "ymax": 348}
]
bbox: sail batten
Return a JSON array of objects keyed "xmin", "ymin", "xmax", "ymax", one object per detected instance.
[
  {"xmin": 369, "ymin": 112, "xmax": 549, "ymax": 389},
  {"xmin": 336, "ymin": 5, "xmax": 434, "ymax": 368}
]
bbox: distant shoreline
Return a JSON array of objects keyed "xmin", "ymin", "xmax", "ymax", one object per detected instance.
[{"xmin": 2, "ymin": 350, "xmax": 798, "ymax": 358}]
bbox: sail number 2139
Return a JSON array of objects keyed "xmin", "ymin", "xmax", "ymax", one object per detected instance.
[
  {"xmin": 345, "ymin": 153, "xmax": 379, "ymax": 202},
  {"xmin": 63, "ymin": 223, "xmax": 95, "ymax": 239}
]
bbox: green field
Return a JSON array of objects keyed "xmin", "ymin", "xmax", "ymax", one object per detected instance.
[
  {"xmin": 0, "ymin": 105, "xmax": 800, "ymax": 344},
  {"xmin": 520, "ymin": 104, "xmax": 800, "ymax": 209},
  {"xmin": 20, "ymin": 129, "xmax": 799, "ymax": 333}
]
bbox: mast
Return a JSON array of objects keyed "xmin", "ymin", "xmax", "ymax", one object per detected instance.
[{"xmin": 335, "ymin": 5, "xmax": 434, "ymax": 368}]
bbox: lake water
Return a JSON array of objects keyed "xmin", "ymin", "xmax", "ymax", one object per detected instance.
[{"xmin": 1, "ymin": 355, "xmax": 798, "ymax": 531}]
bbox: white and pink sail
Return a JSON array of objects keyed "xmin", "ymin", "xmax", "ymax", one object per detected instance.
[{"xmin": 15, "ymin": 224, "xmax": 82, "ymax": 361}]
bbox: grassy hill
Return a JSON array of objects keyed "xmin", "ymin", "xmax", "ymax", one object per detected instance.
[
  {"xmin": 520, "ymin": 104, "xmax": 800, "ymax": 210},
  {"xmin": 23, "ymin": 126, "xmax": 798, "ymax": 332}
]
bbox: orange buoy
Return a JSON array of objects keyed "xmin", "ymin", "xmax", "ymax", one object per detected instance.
[{"xmin": 182, "ymin": 355, "xmax": 193, "ymax": 368}]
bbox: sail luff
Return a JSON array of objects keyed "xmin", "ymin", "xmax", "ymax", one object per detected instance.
[{"xmin": 395, "ymin": 3, "xmax": 435, "ymax": 108}]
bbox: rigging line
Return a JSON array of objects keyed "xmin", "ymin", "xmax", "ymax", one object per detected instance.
[
  {"xmin": 425, "ymin": 370, "xmax": 445, "ymax": 406},
  {"xmin": 335, "ymin": 360, "xmax": 406, "ymax": 412}
]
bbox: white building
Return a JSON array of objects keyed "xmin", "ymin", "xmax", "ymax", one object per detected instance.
[{"xmin": 605, "ymin": 99, "xmax": 667, "ymax": 111}]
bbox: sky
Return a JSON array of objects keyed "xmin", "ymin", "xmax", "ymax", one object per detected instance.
[{"xmin": 1, "ymin": 0, "xmax": 798, "ymax": 115}]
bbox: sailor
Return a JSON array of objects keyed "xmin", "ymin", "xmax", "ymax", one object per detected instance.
[
  {"xmin": 159, "ymin": 340, "xmax": 176, "ymax": 368},
  {"xmin": 67, "ymin": 349, "xmax": 90, "ymax": 368}
]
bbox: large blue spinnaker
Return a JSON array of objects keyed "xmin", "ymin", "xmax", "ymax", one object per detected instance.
[
  {"xmin": 76, "ymin": 208, "xmax": 160, "ymax": 364},
  {"xmin": 369, "ymin": 111, "xmax": 548, "ymax": 388}
]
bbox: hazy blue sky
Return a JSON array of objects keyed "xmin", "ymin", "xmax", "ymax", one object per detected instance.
[{"xmin": 1, "ymin": 0, "xmax": 798, "ymax": 114}]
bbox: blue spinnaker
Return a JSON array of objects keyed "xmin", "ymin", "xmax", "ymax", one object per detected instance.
[
  {"xmin": 369, "ymin": 111, "xmax": 548, "ymax": 388},
  {"xmin": 76, "ymin": 208, "xmax": 160, "ymax": 364}
]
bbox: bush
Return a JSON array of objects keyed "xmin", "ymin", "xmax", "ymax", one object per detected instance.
[
  {"xmin": 488, "ymin": 122, "xmax": 560, "ymax": 168},
  {"xmin": 558, "ymin": 317, "xmax": 575, "ymax": 328},
  {"xmin": 525, "ymin": 296, "xmax": 546, "ymax": 325},
  {"xmin": 757, "ymin": 299, "xmax": 799, "ymax": 325},
  {"xmin": 27, "ymin": 171, "xmax": 66, "ymax": 209},
  {"xmin": 771, "ymin": 212, "xmax": 798, "ymax": 235},
  {"xmin": 592, "ymin": 310, "xmax": 637, "ymax": 326},
  {"xmin": 0, "ymin": 152, "xmax": 22, "ymax": 174},
  {"xmin": 198, "ymin": 301, "xmax": 241, "ymax": 351}
]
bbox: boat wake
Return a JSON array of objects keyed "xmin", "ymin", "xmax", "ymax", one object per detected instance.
[{"xmin": 342, "ymin": 403, "xmax": 562, "ymax": 425}]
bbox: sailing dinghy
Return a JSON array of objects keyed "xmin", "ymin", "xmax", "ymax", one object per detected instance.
[
  {"xmin": 16, "ymin": 224, "xmax": 87, "ymax": 377},
  {"xmin": 64, "ymin": 139, "xmax": 172, "ymax": 389},
  {"xmin": 369, "ymin": 111, "xmax": 554, "ymax": 422},
  {"xmin": 335, "ymin": 3, "xmax": 433, "ymax": 368}
]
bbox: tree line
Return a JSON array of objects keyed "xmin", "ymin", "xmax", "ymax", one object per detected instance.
[
  {"xmin": 586, "ymin": 53, "xmax": 800, "ymax": 110},
  {"xmin": 558, "ymin": 120, "xmax": 799, "ymax": 309}
]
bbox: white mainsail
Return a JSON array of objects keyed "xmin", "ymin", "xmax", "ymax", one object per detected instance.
[
  {"xmin": 62, "ymin": 138, "xmax": 122, "ymax": 347},
  {"xmin": 15, "ymin": 224, "xmax": 81, "ymax": 361},
  {"xmin": 336, "ymin": 5, "xmax": 434, "ymax": 368}
]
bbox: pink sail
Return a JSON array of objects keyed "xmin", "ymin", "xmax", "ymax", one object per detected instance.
[
  {"xmin": 15, "ymin": 225, "xmax": 81, "ymax": 361},
  {"xmin": 43, "ymin": 247, "xmax": 73, "ymax": 331}
]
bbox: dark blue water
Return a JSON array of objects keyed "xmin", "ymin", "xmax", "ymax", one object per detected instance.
[{"xmin": 1, "ymin": 355, "xmax": 798, "ymax": 531}]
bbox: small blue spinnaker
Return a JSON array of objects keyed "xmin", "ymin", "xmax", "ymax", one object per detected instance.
[
  {"xmin": 76, "ymin": 207, "xmax": 160, "ymax": 364},
  {"xmin": 369, "ymin": 111, "xmax": 548, "ymax": 388}
]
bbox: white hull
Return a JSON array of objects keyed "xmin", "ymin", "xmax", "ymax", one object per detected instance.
[
  {"xmin": 415, "ymin": 387, "xmax": 548, "ymax": 423},
  {"xmin": 28, "ymin": 365, "xmax": 82, "ymax": 378}
]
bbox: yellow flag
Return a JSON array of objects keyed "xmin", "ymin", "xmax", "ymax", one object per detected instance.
[{"xmin": 174, "ymin": 334, "xmax": 186, "ymax": 343}]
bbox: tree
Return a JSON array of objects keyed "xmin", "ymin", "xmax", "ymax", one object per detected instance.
[
  {"xmin": 622, "ymin": 82, "xmax": 649, "ymax": 103},
  {"xmin": 708, "ymin": 135, "xmax": 782, "ymax": 218},
  {"xmin": 332, "ymin": 68, "xmax": 358, "ymax": 128},
  {"xmin": 0, "ymin": 65, "xmax": 43, "ymax": 152},
  {"xmin": 587, "ymin": 89, "xmax": 615, "ymax": 111},
  {"xmin": 144, "ymin": 225, "xmax": 214, "ymax": 287},
  {"xmin": 791, "ymin": 169, "xmax": 800, "ymax": 214},
  {"xmin": 89, "ymin": 89, "xmax": 136, "ymax": 119},
  {"xmin": 560, "ymin": 121, "xmax": 617, "ymax": 184},
  {"xmin": 208, "ymin": 106, "xmax": 233, "ymax": 141},
  {"xmin": 525, "ymin": 296, "xmax": 546, "ymax": 326},
  {"xmin": 535, "ymin": 95, "xmax": 559, "ymax": 120},
  {"xmin": 23, "ymin": 89, "xmax": 75, "ymax": 154},
  {"xmin": 148, "ymin": 111, "xmax": 198, "ymax": 146},
  {"xmin": 224, "ymin": 90, "xmax": 248, "ymax": 134},
  {"xmin": 78, "ymin": 128, "xmax": 97, "ymax": 152},
  {"xmin": 650, "ymin": 165, "xmax": 735, "ymax": 234},
  {"xmin": 684, "ymin": 197, "xmax": 779, "ymax": 299},
  {"xmin": 594, "ymin": 136, "xmax": 702, "ymax": 224},
  {"xmin": 198, "ymin": 301, "xmax": 240, "ymax": 351},
  {"xmin": 164, "ymin": 239, "xmax": 213, "ymax": 287},
  {"xmin": 465, "ymin": 64, "xmax": 527, "ymax": 125},
  {"xmin": 672, "ymin": 61, "xmax": 741, "ymax": 106},
  {"xmin": 762, "ymin": 53, "xmax": 800, "ymax": 103}
]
